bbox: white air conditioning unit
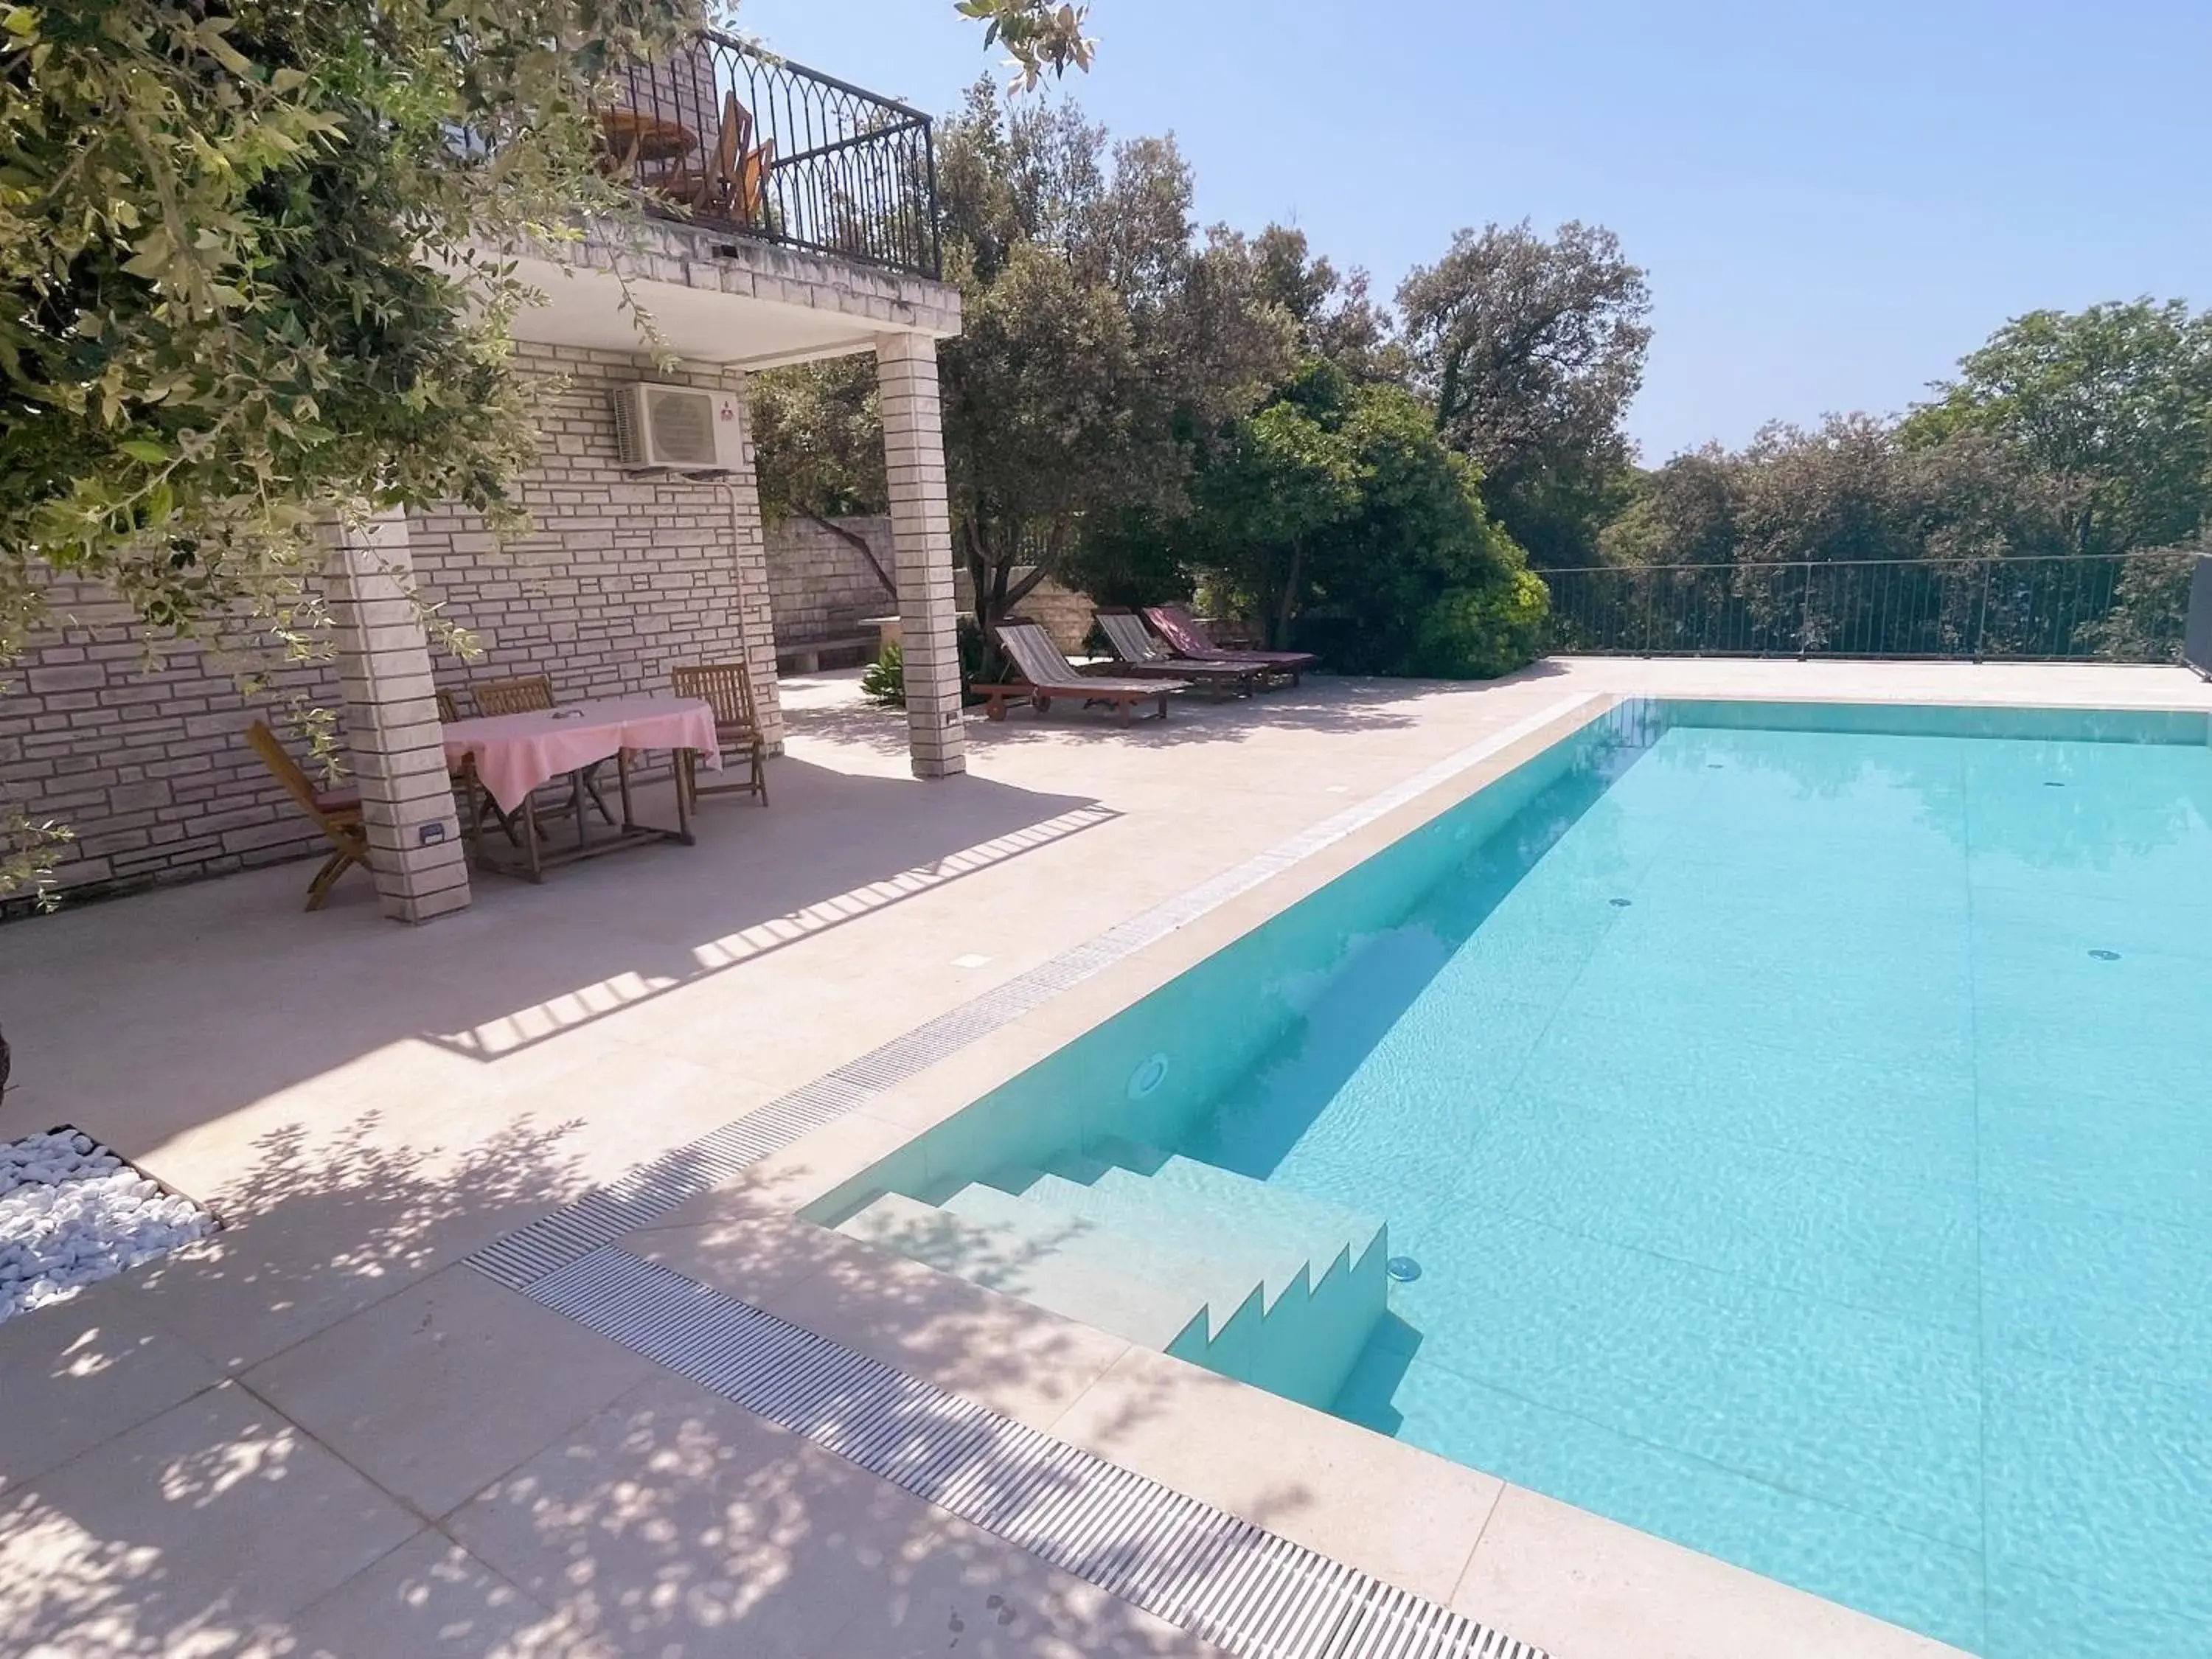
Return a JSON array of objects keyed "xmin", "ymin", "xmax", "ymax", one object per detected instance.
[{"xmin": 611, "ymin": 382, "xmax": 746, "ymax": 474}]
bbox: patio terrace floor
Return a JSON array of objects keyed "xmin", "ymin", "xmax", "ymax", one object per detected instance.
[{"xmin": 2, "ymin": 657, "xmax": 2206, "ymax": 1659}]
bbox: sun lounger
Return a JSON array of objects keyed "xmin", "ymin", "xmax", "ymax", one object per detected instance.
[
  {"xmin": 1093, "ymin": 611, "xmax": 1265, "ymax": 700},
  {"xmin": 1143, "ymin": 604, "xmax": 1318, "ymax": 684},
  {"xmin": 981, "ymin": 621, "xmax": 1189, "ymax": 724}
]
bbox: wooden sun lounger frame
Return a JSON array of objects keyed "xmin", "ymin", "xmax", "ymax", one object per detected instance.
[
  {"xmin": 1142, "ymin": 604, "xmax": 1318, "ymax": 685},
  {"xmin": 980, "ymin": 621, "xmax": 1188, "ymax": 725},
  {"xmin": 1092, "ymin": 610, "xmax": 1267, "ymax": 700}
]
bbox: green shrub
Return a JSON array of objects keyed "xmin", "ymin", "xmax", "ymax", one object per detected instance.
[
  {"xmin": 858, "ymin": 618, "xmax": 1003, "ymax": 708},
  {"xmin": 1409, "ymin": 569, "xmax": 1552, "ymax": 678},
  {"xmin": 860, "ymin": 641, "xmax": 905, "ymax": 706}
]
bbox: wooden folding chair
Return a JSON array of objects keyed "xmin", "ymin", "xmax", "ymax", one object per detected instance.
[
  {"xmin": 735, "ymin": 138, "xmax": 775, "ymax": 221},
  {"xmin": 671, "ymin": 662, "xmax": 769, "ymax": 810},
  {"xmin": 470, "ymin": 675, "xmax": 617, "ymax": 827},
  {"xmin": 245, "ymin": 722, "xmax": 369, "ymax": 911}
]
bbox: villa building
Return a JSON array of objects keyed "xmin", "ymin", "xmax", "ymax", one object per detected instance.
[{"xmin": 0, "ymin": 34, "xmax": 964, "ymax": 922}]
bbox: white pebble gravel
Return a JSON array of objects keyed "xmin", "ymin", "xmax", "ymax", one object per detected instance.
[{"xmin": 0, "ymin": 1129, "xmax": 215, "ymax": 1323}]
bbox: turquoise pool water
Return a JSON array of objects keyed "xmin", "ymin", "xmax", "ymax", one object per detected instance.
[{"xmin": 1169, "ymin": 706, "xmax": 2212, "ymax": 1658}]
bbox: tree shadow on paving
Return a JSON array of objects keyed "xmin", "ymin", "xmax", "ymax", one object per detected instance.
[
  {"xmin": 0, "ymin": 1113, "xmax": 602, "ymax": 1658},
  {"xmin": 450, "ymin": 1360, "xmax": 1239, "ymax": 1658},
  {"xmin": 0, "ymin": 1108, "xmax": 1352, "ymax": 1658}
]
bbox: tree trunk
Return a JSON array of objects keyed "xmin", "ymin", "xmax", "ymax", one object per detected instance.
[
  {"xmin": 959, "ymin": 515, "xmax": 991, "ymax": 631},
  {"xmin": 1271, "ymin": 540, "xmax": 1306, "ymax": 650},
  {"xmin": 1001, "ymin": 520, "xmax": 1065, "ymax": 614},
  {"xmin": 801, "ymin": 511, "xmax": 894, "ymax": 595}
]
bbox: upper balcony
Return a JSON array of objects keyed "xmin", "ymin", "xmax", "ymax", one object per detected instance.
[{"xmin": 602, "ymin": 32, "xmax": 941, "ymax": 281}]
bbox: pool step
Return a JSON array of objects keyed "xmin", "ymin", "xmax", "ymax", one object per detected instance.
[
  {"xmin": 834, "ymin": 1191, "xmax": 1211, "ymax": 1352},
  {"xmin": 1047, "ymin": 1140, "xmax": 1390, "ymax": 1408},
  {"xmin": 839, "ymin": 1141, "xmax": 1388, "ymax": 1409}
]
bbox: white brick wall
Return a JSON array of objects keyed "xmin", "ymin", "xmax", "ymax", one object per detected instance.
[
  {"xmin": 411, "ymin": 343, "xmax": 785, "ymax": 753},
  {"xmin": 0, "ymin": 341, "xmax": 785, "ymax": 900},
  {"xmin": 765, "ymin": 515, "xmax": 896, "ymax": 649}
]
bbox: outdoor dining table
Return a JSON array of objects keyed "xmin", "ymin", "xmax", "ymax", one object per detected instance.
[{"xmin": 441, "ymin": 696, "xmax": 721, "ymax": 883}]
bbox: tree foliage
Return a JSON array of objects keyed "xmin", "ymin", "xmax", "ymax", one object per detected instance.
[
  {"xmin": 933, "ymin": 84, "xmax": 1292, "ymax": 635},
  {"xmin": 1191, "ymin": 358, "xmax": 1545, "ymax": 675},
  {"xmin": 749, "ymin": 355, "xmax": 892, "ymax": 590},
  {"xmin": 956, "ymin": 0, "xmax": 1097, "ymax": 90},
  {"xmin": 1902, "ymin": 299, "xmax": 2212, "ymax": 560},
  {"xmin": 1579, "ymin": 313, "xmax": 2208, "ymax": 664},
  {"xmin": 0, "ymin": 0, "xmax": 711, "ymax": 678},
  {"xmin": 1399, "ymin": 220, "xmax": 1652, "ymax": 567}
]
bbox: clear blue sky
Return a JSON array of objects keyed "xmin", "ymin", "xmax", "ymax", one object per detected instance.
[{"xmin": 736, "ymin": 0, "xmax": 2207, "ymax": 462}]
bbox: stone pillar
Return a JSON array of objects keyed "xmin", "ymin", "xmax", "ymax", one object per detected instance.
[
  {"xmin": 874, "ymin": 333, "xmax": 966, "ymax": 779},
  {"xmin": 328, "ymin": 509, "xmax": 471, "ymax": 922}
]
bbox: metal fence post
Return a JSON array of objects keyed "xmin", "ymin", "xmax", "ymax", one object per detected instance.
[
  {"xmin": 1972, "ymin": 562, "xmax": 1993, "ymax": 662},
  {"xmin": 2185, "ymin": 554, "xmax": 2212, "ymax": 680}
]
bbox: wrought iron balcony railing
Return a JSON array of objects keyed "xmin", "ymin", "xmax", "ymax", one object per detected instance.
[
  {"xmin": 1542, "ymin": 552, "xmax": 2211, "ymax": 664},
  {"xmin": 605, "ymin": 32, "xmax": 939, "ymax": 279}
]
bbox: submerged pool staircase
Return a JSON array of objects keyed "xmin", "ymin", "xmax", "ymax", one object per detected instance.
[{"xmin": 835, "ymin": 1136, "xmax": 1388, "ymax": 1409}]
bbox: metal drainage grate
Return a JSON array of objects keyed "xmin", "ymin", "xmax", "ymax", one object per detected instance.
[
  {"xmin": 468, "ymin": 694, "xmax": 1603, "ymax": 1293},
  {"xmin": 532, "ymin": 1246, "xmax": 1547, "ymax": 1659}
]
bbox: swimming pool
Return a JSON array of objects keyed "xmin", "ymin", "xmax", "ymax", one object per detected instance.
[{"xmin": 819, "ymin": 700, "xmax": 2212, "ymax": 1658}]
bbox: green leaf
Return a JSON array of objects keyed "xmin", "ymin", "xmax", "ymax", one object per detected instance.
[{"xmin": 118, "ymin": 439, "xmax": 169, "ymax": 465}]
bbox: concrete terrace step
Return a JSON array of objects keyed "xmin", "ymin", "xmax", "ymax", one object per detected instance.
[{"xmin": 835, "ymin": 1192, "xmax": 1207, "ymax": 1351}]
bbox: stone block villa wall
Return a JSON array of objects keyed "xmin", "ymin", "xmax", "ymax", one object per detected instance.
[
  {"xmin": 0, "ymin": 344, "xmax": 788, "ymax": 900},
  {"xmin": 765, "ymin": 515, "xmax": 897, "ymax": 648},
  {"xmin": 409, "ymin": 344, "xmax": 785, "ymax": 749}
]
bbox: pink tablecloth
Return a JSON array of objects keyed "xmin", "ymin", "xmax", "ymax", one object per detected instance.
[{"xmin": 442, "ymin": 697, "xmax": 721, "ymax": 812}]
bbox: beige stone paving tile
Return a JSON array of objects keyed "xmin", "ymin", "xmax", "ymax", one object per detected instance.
[
  {"xmin": 257, "ymin": 1531, "xmax": 619, "ymax": 1659},
  {"xmin": 623, "ymin": 1192, "xmax": 888, "ymax": 1307},
  {"xmin": 448, "ymin": 1371, "xmax": 942, "ymax": 1659},
  {"xmin": 240, "ymin": 1265, "xmax": 658, "ymax": 1521},
  {"xmin": 819, "ymin": 1514, "xmax": 1231, "ymax": 1658},
  {"xmin": 691, "ymin": 1112, "xmax": 925, "ymax": 1217},
  {"xmin": 0, "ymin": 1275, "xmax": 224, "ymax": 1492},
  {"xmin": 386, "ymin": 1050, "xmax": 749, "ymax": 1192},
  {"xmin": 125, "ymin": 1173, "xmax": 526, "ymax": 1376},
  {"xmin": 0, "ymin": 1382, "xmax": 417, "ymax": 1659},
  {"xmin": 742, "ymin": 1239, "xmax": 1133, "ymax": 1433},
  {"xmin": 1450, "ymin": 1484, "xmax": 1966, "ymax": 1659},
  {"xmin": 611, "ymin": 970, "xmax": 942, "ymax": 1085},
  {"xmin": 1044, "ymin": 1346, "xmax": 1502, "ymax": 1604}
]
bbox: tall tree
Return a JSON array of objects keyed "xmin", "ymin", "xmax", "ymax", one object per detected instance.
[
  {"xmin": 933, "ymin": 85, "xmax": 1292, "ymax": 635},
  {"xmin": 1903, "ymin": 299, "xmax": 2212, "ymax": 559},
  {"xmin": 1398, "ymin": 220, "xmax": 1651, "ymax": 568},
  {"xmin": 1245, "ymin": 226, "xmax": 1404, "ymax": 383}
]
